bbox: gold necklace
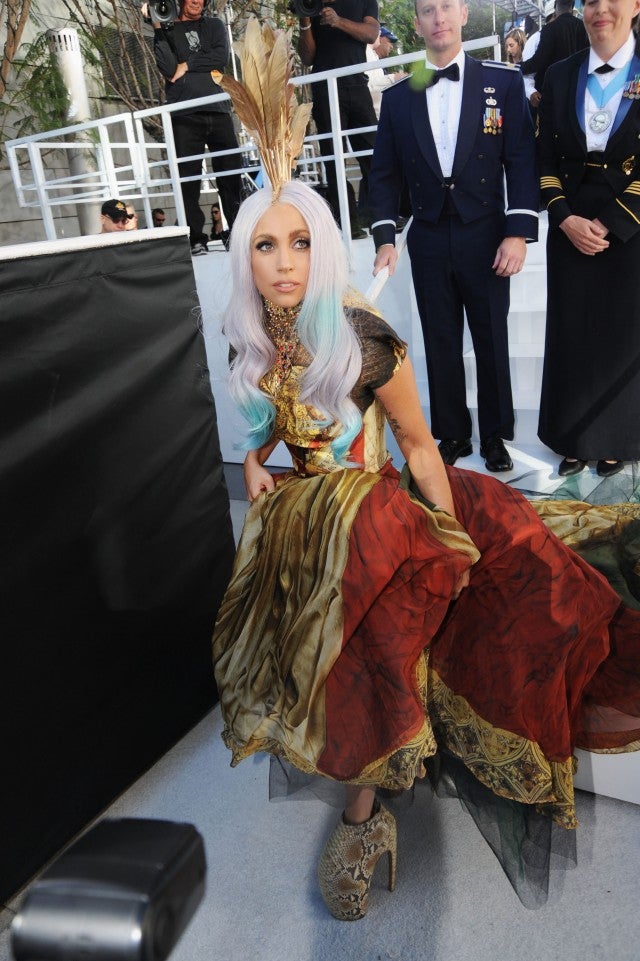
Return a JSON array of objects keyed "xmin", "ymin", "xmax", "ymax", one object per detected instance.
[{"xmin": 263, "ymin": 299, "xmax": 302, "ymax": 377}]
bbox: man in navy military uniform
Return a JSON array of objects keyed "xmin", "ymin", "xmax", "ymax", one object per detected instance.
[{"xmin": 369, "ymin": 0, "xmax": 539, "ymax": 471}]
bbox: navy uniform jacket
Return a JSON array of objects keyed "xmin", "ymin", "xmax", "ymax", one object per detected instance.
[
  {"xmin": 369, "ymin": 56, "xmax": 539, "ymax": 249},
  {"xmin": 538, "ymin": 47, "xmax": 640, "ymax": 242}
]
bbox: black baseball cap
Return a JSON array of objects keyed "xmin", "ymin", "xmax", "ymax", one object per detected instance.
[{"xmin": 101, "ymin": 199, "xmax": 132, "ymax": 220}]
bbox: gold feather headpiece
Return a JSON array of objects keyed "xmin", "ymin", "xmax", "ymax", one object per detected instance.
[{"xmin": 214, "ymin": 18, "xmax": 312, "ymax": 200}]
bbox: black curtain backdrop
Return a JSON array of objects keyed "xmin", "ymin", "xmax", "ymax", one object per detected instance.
[{"xmin": 0, "ymin": 233, "xmax": 235, "ymax": 902}]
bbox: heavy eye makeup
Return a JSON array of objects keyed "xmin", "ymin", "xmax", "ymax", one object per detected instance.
[{"xmin": 253, "ymin": 233, "xmax": 311, "ymax": 252}]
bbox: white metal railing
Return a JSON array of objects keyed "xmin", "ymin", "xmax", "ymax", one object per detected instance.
[{"xmin": 6, "ymin": 36, "xmax": 501, "ymax": 246}]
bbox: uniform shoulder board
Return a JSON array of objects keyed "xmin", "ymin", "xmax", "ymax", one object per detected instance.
[{"xmin": 482, "ymin": 60, "xmax": 516, "ymax": 71}]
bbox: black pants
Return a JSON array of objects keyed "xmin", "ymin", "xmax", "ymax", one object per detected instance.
[
  {"xmin": 408, "ymin": 214, "xmax": 514, "ymax": 442},
  {"xmin": 312, "ymin": 82, "xmax": 377, "ymax": 228},
  {"xmin": 171, "ymin": 111, "xmax": 242, "ymax": 246}
]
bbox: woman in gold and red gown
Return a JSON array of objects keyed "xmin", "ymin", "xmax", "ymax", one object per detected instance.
[{"xmin": 212, "ymin": 178, "xmax": 640, "ymax": 919}]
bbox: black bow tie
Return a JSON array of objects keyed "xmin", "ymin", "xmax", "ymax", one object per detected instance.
[
  {"xmin": 428, "ymin": 63, "xmax": 460, "ymax": 86},
  {"xmin": 595, "ymin": 63, "xmax": 614, "ymax": 74}
]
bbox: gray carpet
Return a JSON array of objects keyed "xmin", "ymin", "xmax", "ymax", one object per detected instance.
[
  {"xmin": 3, "ymin": 470, "xmax": 639, "ymax": 961},
  {"xmin": 2, "ymin": 704, "xmax": 639, "ymax": 961}
]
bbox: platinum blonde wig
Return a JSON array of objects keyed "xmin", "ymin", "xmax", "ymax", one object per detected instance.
[{"xmin": 225, "ymin": 180, "xmax": 363, "ymax": 461}]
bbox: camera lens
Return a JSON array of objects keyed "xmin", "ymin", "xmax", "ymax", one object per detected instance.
[{"xmin": 290, "ymin": 0, "xmax": 324, "ymax": 16}]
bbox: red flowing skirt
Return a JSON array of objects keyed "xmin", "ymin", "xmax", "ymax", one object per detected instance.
[{"xmin": 213, "ymin": 464, "xmax": 640, "ymax": 830}]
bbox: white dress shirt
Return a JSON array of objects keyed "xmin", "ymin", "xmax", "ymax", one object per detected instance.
[
  {"xmin": 522, "ymin": 31, "xmax": 540, "ymax": 101},
  {"xmin": 425, "ymin": 49, "xmax": 466, "ymax": 178},
  {"xmin": 585, "ymin": 32, "xmax": 635, "ymax": 152}
]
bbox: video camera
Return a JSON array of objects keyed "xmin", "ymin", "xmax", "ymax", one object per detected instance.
[
  {"xmin": 288, "ymin": 0, "xmax": 325, "ymax": 18},
  {"xmin": 143, "ymin": 0, "xmax": 210, "ymax": 25},
  {"xmin": 143, "ymin": 0, "xmax": 180, "ymax": 25}
]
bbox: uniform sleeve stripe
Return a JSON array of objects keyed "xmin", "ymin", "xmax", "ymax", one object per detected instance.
[
  {"xmin": 506, "ymin": 209, "xmax": 539, "ymax": 217},
  {"xmin": 371, "ymin": 219, "xmax": 397, "ymax": 230},
  {"xmin": 547, "ymin": 195, "xmax": 566, "ymax": 206},
  {"xmin": 616, "ymin": 198, "xmax": 640, "ymax": 223}
]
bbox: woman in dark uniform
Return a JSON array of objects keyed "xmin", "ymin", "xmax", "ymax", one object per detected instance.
[{"xmin": 537, "ymin": 0, "xmax": 640, "ymax": 477}]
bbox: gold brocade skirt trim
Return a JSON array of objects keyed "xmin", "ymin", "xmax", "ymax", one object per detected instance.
[
  {"xmin": 220, "ymin": 719, "xmax": 437, "ymax": 790},
  {"xmin": 588, "ymin": 739, "xmax": 640, "ymax": 755},
  {"xmin": 220, "ymin": 650, "xmax": 438, "ymax": 791},
  {"xmin": 530, "ymin": 499, "xmax": 640, "ymax": 552},
  {"xmin": 427, "ymin": 669, "xmax": 578, "ymax": 829}
]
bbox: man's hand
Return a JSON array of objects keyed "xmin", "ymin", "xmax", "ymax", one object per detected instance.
[
  {"xmin": 373, "ymin": 244, "xmax": 398, "ymax": 277},
  {"xmin": 141, "ymin": 2, "xmax": 161, "ymax": 28},
  {"xmin": 319, "ymin": 2, "xmax": 341, "ymax": 27},
  {"xmin": 492, "ymin": 236, "xmax": 526, "ymax": 277},
  {"xmin": 315, "ymin": 3, "xmax": 379, "ymax": 42},
  {"xmin": 560, "ymin": 215, "xmax": 609, "ymax": 255},
  {"xmin": 529, "ymin": 90, "xmax": 541, "ymax": 108},
  {"xmin": 170, "ymin": 61, "xmax": 188, "ymax": 82}
]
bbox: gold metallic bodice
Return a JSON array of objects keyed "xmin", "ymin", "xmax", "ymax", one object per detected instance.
[
  {"xmin": 259, "ymin": 298, "xmax": 402, "ymax": 476},
  {"xmin": 261, "ymin": 361, "xmax": 390, "ymax": 475}
]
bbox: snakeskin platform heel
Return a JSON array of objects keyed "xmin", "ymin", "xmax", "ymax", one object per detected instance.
[{"xmin": 317, "ymin": 800, "xmax": 397, "ymax": 921}]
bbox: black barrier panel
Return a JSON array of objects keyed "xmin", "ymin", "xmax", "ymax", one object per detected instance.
[{"xmin": 0, "ymin": 234, "xmax": 235, "ymax": 903}]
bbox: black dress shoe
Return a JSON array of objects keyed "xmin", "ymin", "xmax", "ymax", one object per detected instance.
[
  {"xmin": 596, "ymin": 460, "xmax": 624, "ymax": 477},
  {"xmin": 480, "ymin": 436, "xmax": 513, "ymax": 472},
  {"xmin": 438, "ymin": 438, "xmax": 472, "ymax": 466},
  {"xmin": 558, "ymin": 457, "xmax": 588, "ymax": 477}
]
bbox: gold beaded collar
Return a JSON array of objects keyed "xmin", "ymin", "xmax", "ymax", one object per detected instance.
[
  {"xmin": 263, "ymin": 299, "xmax": 303, "ymax": 378},
  {"xmin": 263, "ymin": 299, "xmax": 302, "ymax": 341}
]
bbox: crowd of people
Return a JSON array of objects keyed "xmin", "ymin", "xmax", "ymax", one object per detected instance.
[{"xmin": 100, "ymin": 0, "xmax": 640, "ymax": 480}]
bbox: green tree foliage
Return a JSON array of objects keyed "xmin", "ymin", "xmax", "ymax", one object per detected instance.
[{"xmin": 2, "ymin": 31, "xmax": 70, "ymax": 141}]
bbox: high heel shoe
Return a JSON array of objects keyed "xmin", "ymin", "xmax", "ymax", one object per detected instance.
[{"xmin": 317, "ymin": 800, "xmax": 397, "ymax": 921}]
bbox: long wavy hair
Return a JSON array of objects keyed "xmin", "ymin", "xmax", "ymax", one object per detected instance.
[
  {"xmin": 505, "ymin": 27, "xmax": 526, "ymax": 63},
  {"xmin": 224, "ymin": 180, "xmax": 363, "ymax": 462}
]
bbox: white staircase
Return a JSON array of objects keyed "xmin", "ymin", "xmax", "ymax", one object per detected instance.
[{"xmin": 462, "ymin": 218, "xmax": 548, "ymax": 447}]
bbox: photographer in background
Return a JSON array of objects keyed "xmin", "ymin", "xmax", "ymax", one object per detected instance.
[
  {"xmin": 145, "ymin": 0, "xmax": 242, "ymax": 255},
  {"xmin": 367, "ymin": 25, "xmax": 406, "ymax": 118},
  {"xmin": 297, "ymin": 0, "xmax": 379, "ymax": 239}
]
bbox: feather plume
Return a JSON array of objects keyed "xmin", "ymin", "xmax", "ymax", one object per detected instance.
[{"xmin": 217, "ymin": 17, "xmax": 312, "ymax": 198}]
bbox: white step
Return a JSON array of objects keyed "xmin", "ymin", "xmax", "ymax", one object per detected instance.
[{"xmin": 464, "ymin": 342, "xmax": 545, "ymax": 395}]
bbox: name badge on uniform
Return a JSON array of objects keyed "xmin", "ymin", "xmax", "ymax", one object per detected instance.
[{"xmin": 483, "ymin": 97, "xmax": 502, "ymax": 135}]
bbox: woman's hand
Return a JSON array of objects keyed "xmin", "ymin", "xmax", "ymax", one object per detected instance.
[
  {"xmin": 452, "ymin": 568, "xmax": 470, "ymax": 600},
  {"xmin": 243, "ymin": 450, "xmax": 276, "ymax": 503},
  {"xmin": 560, "ymin": 215, "xmax": 609, "ymax": 255}
]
